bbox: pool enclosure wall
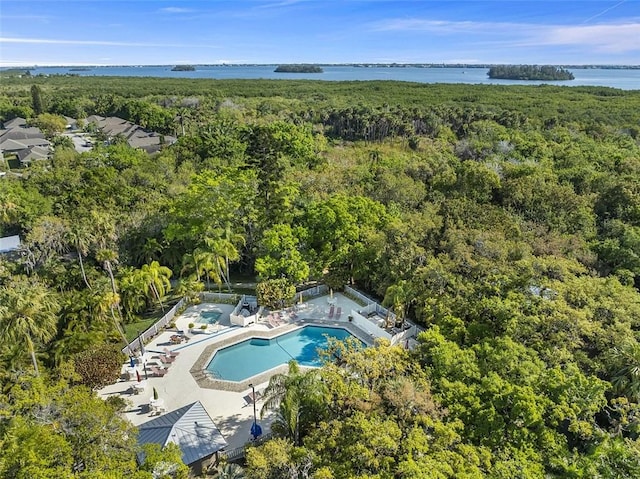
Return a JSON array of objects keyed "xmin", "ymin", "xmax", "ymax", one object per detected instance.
[{"xmin": 230, "ymin": 295, "xmax": 260, "ymax": 327}]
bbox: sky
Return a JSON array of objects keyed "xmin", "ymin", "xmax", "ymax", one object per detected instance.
[{"xmin": 1, "ymin": 0, "xmax": 639, "ymax": 66}]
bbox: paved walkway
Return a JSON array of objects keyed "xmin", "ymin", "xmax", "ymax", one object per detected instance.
[{"xmin": 97, "ymin": 293, "xmax": 367, "ymax": 450}]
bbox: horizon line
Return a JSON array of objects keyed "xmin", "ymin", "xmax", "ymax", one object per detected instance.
[{"xmin": 2, "ymin": 62, "xmax": 640, "ymax": 68}]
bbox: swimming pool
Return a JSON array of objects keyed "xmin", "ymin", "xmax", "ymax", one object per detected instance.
[
  {"xmin": 200, "ymin": 310, "xmax": 222, "ymax": 324},
  {"xmin": 206, "ymin": 325, "xmax": 362, "ymax": 381}
]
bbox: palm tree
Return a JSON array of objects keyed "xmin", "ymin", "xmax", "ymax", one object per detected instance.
[
  {"xmin": 66, "ymin": 221, "xmax": 95, "ymax": 290},
  {"xmin": 51, "ymin": 318, "xmax": 106, "ymax": 365},
  {"xmin": 0, "ymin": 276, "xmax": 59, "ymax": 375},
  {"xmin": 260, "ymin": 360, "xmax": 327, "ymax": 445},
  {"xmin": 193, "ymin": 247, "xmax": 223, "ymax": 291},
  {"xmin": 205, "ymin": 224, "xmax": 245, "ymax": 292},
  {"xmin": 209, "ymin": 463, "xmax": 245, "ymax": 479},
  {"xmin": 94, "ymin": 249, "xmax": 132, "ymax": 353},
  {"xmin": 139, "ymin": 261, "xmax": 172, "ymax": 312},
  {"xmin": 270, "ymin": 393, "xmax": 303, "ymax": 445},
  {"xmin": 383, "ymin": 280, "xmax": 412, "ymax": 326},
  {"xmin": 204, "ymin": 236, "xmax": 233, "ymax": 292},
  {"xmin": 174, "ymin": 275, "xmax": 204, "ymax": 303},
  {"xmin": 117, "ymin": 267, "xmax": 148, "ymax": 321},
  {"xmin": 96, "ymin": 248, "xmax": 119, "ymax": 297},
  {"xmin": 609, "ymin": 342, "xmax": 640, "ymax": 402}
]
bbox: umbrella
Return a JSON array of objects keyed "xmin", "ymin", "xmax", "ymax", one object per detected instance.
[
  {"xmin": 330, "ymin": 288, "xmax": 333, "ymax": 299},
  {"xmin": 136, "ymin": 369, "xmax": 142, "ymax": 382},
  {"xmin": 137, "ymin": 330, "xmax": 145, "ymax": 356},
  {"xmin": 251, "ymin": 421, "xmax": 262, "ymax": 440},
  {"xmin": 153, "ymin": 387, "xmax": 159, "ymax": 400},
  {"xmin": 129, "ymin": 356, "xmax": 135, "ymax": 368}
]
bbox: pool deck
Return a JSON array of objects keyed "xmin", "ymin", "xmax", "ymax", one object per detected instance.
[{"xmin": 97, "ymin": 292, "xmax": 369, "ymax": 451}]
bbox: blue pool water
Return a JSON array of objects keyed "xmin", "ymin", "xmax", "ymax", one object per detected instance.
[
  {"xmin": 201, "ymin": 310, "xmax": 222, "ymax": 324},
  {"xmin": 206, "ymin": 325, "xmax": 362, "ymax": 381}
]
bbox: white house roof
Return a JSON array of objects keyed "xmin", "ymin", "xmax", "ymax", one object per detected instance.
[
  {"xmin": 0, "ymin": 235, "xmax": 21, "ymax": 253},
  {"xmin": 137, "ymin": 401, "xmax": 227, "ymax": 466}
]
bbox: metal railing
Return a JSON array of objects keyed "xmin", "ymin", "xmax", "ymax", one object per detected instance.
[
  {"xmin": 220, "ymin": 432, "xmax": 274, "ymax": 462},
  {"xmin": 343, "ymin": 285, "xmax": 376, "ymax": 307},
  {"xmin": 344, "ymin": 285, "xmax": 425, "ymax": 345},
  {"xmin": 121, "ymin": 298, "xmax": 185, "ymax": 355}
]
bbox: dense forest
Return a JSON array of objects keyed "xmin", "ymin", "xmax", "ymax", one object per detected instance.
[
  {"xmin": 488, "ymin": 65, "xmax": 575, "ymax": 81},
  {"xmin": 1, "ymin": 76, "xmax": 640, "ymax": 478},
  {"xmin": 172, "ymin": 65, "xmax": 196, "ymax": 72},
  {"xmin": 274, "ymin": 65, "xmax": 324, "ymax": 73}
]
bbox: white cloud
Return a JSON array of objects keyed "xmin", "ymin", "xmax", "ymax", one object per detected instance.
[
  {"xmin": 371, "ymin": 18, "xmax": 499, "ymax": 34},
  {"xmin": 256, "ymin": 0, "xmax": 305, "ymax": 9},
  {"xmin": 540, "ymin": 23, "xmax": 640, "ymax": 53},
  {"xmin": 0, "ymin": 37, "xmax": 220, "ymax": 49},
  {"xmin": 371, "ymin": 18, "xmax": 640, "ymax": 54},
  {"xmin": 0, "ymin": 14, "xmax": 52, "ymax": 22},
  {"xmin": 159, "ymin": 7, "xmax": 194, "ymax": 14}
]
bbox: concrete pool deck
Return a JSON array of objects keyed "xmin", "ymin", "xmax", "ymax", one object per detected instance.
[{"xmin": 97, "ymin": 292, "xmax": 370, "ymax": 451}]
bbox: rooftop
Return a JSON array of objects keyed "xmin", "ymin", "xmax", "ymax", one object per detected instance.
[{"xmin": 137, "ymin": 401, "xmax": 227, "ymax": 466}]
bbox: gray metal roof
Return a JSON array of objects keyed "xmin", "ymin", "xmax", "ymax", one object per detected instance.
[{"xmin": 137, "ymin": 401, "xmax": 227, "ymax": 465}]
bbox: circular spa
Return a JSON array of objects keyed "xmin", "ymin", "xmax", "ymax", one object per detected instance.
[{"xmin": 206, "ymin": 325, "xmax": 363, "ymax": 382}]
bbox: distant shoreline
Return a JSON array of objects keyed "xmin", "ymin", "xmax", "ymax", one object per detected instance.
[
  {"xmin": 4, "ymin": 65, "xmax": 637, "ymax": 90},
  {"xmin": 3, "ymin": 63, "xmax": 639, "ymax": 70}
]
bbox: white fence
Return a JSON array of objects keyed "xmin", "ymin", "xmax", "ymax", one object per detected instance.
[
  {"xmin": 350, "ymin": 309, "xmax": 393, "ymax": 341},
  {"xmin": 122, "ymin": 298, "xmax": 185, "ymax": 355},
  {"xmin": 230, "ymin": 294, "xmax": 259, "ymax": 327},
  {"xmin": 201, "ymin": 292, "xmax": 240, "ymax": 304},
  {"xmin": 345, "ymin": 285, "xmax": 398, "ymax": 324},
  {"xmin": 295, "ymin": 284, "xmax": 329, "ymax": 302},
  {"xmin": 344, "ymin": 285, "xmax": 423, "ymax": 346}
]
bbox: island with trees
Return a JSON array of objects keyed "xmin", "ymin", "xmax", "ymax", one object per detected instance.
[
  {"xmin": 274, "ymin": 64, "xmax": 323, "ymax": 73},
  {"xmin": 171, "ymin": 64, "xmax": 196, "ymax": 71},
  {"xmin": 488, "ymin": 64, "xmax": 575, "ymax": 80},
  {"xmin": 1, "ymin": 76, "xmax": 640, "ymax": 477}
]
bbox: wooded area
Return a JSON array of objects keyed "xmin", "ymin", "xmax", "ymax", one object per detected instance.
[{"xmin": 0, "ymin": 77, "xmax": 639, "ymax": 478}]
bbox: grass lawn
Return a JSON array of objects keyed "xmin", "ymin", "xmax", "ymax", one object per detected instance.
[
  {"xmin": 122, "ymin": 299, "xmax": 183, "ymax": 343},
  {"xmin": 123, "ymin": 317, "xmax": 160, "ymax": 342}
]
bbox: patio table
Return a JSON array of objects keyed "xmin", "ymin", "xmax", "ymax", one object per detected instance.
[
  {"xmin": 132, "ymin": 380, "xmax": 147, "ymax": 394},
  {"xmin": 149, "ymin": 397, "xmax": 165, "ymax": 414}
]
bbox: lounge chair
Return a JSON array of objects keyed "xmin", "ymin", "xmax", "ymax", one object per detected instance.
[
  {"xmin": 150, "ymin": 366, "xmax": 168, "ymax": 377},
  {"xmin": 268, "ymin": 315, "xmax": 281, "ymax": 328},
  {"xmin": 244, "ymin": 389, "xmax": 263, "ymax": 406},
  {"xmin": 336, "ymin": 307, "xmax": 342, "ymax": 319},
  {"xmin": 328, "ymin": 305, "xmax": 335, "ymax": 318},
  {"xmin": 163, "ymin": 347, "xmax": 179, "ymax": 358},
  {"xmin": 160, "ymin": 354, "xmax": 176, "ymax": 364}
]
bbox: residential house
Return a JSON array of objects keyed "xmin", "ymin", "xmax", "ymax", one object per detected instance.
[
  {"xmin": 87, "ymin": 115, "xmax": 175, "ymax": 154},
  {"xmin": 0, "ymin": 118, "xmax": 51, "ymax": 166},
  {"xmin": 2, "ymin": 117, "xmax": 27, "ymax": 129}
]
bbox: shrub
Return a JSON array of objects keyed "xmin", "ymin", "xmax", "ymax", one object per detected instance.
[{"xmin": 73, "ymin": 345, "xmax": 126, "ymax": 389}]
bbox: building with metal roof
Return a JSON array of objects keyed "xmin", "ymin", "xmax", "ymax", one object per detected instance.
[{"xmin": 137, "ymin": 401, "xmax": 228, "ymax": 471}]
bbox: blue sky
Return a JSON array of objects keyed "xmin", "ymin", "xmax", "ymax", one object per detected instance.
[{"xmin": 1, "ymin": 1, "xmax": 639, "ymax": 66}]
